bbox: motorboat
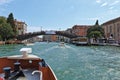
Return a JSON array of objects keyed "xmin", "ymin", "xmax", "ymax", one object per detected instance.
[
  {"xmin": 58, "ymin": 42, "xmax": 65, "ymax": 47},
  {"xmin": 0, "ymin": 48, "xmax": 57, "ymax": 80}
]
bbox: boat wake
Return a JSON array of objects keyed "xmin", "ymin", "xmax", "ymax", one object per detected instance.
[{"xmin": 35, "ymin": 43, "xmax": 78, "ymax": 55}]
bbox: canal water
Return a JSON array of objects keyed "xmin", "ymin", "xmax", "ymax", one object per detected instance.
[{"xmin": 0, "ymin": 42, "xmax": 120, "ymax": 80}]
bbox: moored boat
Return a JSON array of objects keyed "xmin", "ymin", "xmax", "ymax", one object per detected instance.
[
  {"xmin": 0, "ymin": 48, "xmax": 57, "ymax": 80},
  {"xmin": 24, "ymin": 43, "xmax": 34, "ymax": 46}
]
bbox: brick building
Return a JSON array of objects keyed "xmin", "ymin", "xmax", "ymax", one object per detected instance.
[
  {"xmin": 102, "ymin": 17, "xmax": 120, "ymax": 43},
  {"xmin": 72, "ymin": 25, "xmax": 92, "ymax": 37}
]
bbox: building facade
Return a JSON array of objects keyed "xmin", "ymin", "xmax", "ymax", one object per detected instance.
[
  {"xmin": 72, "ymin": 25, "xmax": 91, "ymax": 37},
  {"xmin": 14, "ymin": 19, "xmax": 27, "ymax": 35},
  {"xmin": 43, "ymin": 35, "xmax": 57, "ymax": 42},
  {"xmin": 102, "ymin": 17, "xmax": 120, "ymax": 43},
  {"xmin": 66, "ymin": 28, "xmax": 72, "ymax": 34}
]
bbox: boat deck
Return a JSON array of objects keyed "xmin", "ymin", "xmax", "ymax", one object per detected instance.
[
  {"xmin": 17, "ymin": 77, "xmax": 26, "ymax": 80},
  {"xmin": 22, "ymin": 69, "xmax": 40, "ymax": 80},
  {"xmin": 0, "ymin": 69, "xmax": 40, "ymax": 80}
]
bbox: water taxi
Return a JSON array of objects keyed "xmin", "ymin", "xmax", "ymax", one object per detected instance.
[{"xmin": 0, "ymin": 48, "xmax": 57, "ymax": 80}]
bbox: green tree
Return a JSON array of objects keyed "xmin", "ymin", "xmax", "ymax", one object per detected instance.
[
  {"xmin": 0, "ymin": 16, "xmax": 6, "ymax": 24},
  {"xmin": 87, "ymin": 20, "xmax": 104, "ymax": 43},
  {"xmin": 7, "ymin": 13, "xmax": 17, "ymax": 36},
  {"xmin": 88, "ymin": 31, "xmax": 102, "ymax": 42},
  {"xmin": 0, "ymin": 16, "xmax": 14, "ymax": 41}
]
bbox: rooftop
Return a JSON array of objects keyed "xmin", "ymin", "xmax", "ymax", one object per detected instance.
[{"xmin": 102, "ymin": 17, "xmax": 120, "ymax": 25}]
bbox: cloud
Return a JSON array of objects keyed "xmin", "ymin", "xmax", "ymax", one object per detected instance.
[
  {"xmin": 101, "ymin": 9, "xmax": 119, "ymax": 17},
  {"xmin": 108, "ymin": 9, "xmax": 118, "ymax": 14},
  {"xmin": 0, "ymin": 0, "xmax": 13, "ymax": 5},
  {"xmin": 0, "ymin": 0, "xmax": 14, "ymax": 15},
  {"xmin": 96, "ymin": 0, "xmax": 119, "ymax": 10},
  {"xmin": 87, "ymin": 17, "xmax": 99, "ymax": 20},
  {"xmin": 100, "ymin": 2, "xmax": 108, "ymax": 7},
  {"xmin": 96, "ymin": 0, "xmax": 102, "ymax": 3},
  {"xmin": 110, "ymin": 0, "xmax": 119, "ymax": 6},
  {"xmin": 27, "ymin": 26, "xmax": 42, "ymax": 32},
  {"xmin": 109, "ymin": 6, "xmax": 114, "ymax": 9}
]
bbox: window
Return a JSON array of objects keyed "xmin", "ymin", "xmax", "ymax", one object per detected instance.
[
  {"xmin": 117, "ymin": 23, "xmax": 120, "ymax": 33},
  {"xmin": 117, "ymin": 23, "xmax": 120, "ymax": 37},
  {"xmin": 110, "ymin": 26, "xmax": 112, "ymax": 32}
]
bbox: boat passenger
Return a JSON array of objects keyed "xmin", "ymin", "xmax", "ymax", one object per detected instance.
[{"xmin": 41, "ymin": 59, "xmax": 46, "ymax": 67}]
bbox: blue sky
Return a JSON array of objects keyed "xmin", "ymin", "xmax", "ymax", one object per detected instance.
[{"xmin": 0, "ymin": 0, "xmax": 120, "ymax": 32}]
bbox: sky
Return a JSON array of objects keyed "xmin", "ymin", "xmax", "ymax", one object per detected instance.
[{"xmin": 0, "ymin": 0, "xmax": 120, "ymax": 32}]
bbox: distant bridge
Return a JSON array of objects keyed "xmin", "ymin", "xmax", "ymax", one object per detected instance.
[{"xmin": 16, "ymin": 31, "xmax": 79, "ymax": 40}]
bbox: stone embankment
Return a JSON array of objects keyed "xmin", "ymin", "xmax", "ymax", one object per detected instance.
[
  {"xmin": 0, "ymin": 41, "xmax": 5, "ymax": 45},
  {"xmin": 0, "ymin": 40, "xmax": 23, "ymax": 45}
]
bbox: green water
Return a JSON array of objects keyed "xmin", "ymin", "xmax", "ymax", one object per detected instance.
[{"xmin": 0, "ymin": 42, "xmax": 120, "ymax": 80}]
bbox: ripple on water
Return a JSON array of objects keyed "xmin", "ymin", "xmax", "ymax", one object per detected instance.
[{"xmin": 0, "ymin": 42, "xmax": 120, "ymax": 80}]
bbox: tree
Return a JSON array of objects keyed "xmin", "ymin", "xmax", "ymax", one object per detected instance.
[
  {"xmin": 7, "ymin": 13, "xmax": 17, "ymax": 36},
  {"xmin": 0, "ymin": 23, "xmax": 14, "ymax": 41},
  {"xmin": 87, "ymin": 20, "xmax": 104, "ymax": 43},
  {"xmin": 0, "ymin": 16, "xmax": 14, "ymax": 41},
  {"xmin": 0, "ymin": 16, "xmax": 6, "ymax": 24},
  {"xmin": 88, "ymin": 31, "xmax": 102, "ymax": 42},
  {"xmin": 95, "ymin": 20, "xmax": 99, "ymax": 26}
]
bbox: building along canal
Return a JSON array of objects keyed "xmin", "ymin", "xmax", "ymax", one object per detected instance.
[{"xmin": 0, "ymin": 42, "xmax": 120, "ymax": 80}]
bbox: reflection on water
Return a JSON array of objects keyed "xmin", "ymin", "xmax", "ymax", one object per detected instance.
[{"xmin": 0, "ymin": 42, "xmax": 120, "ymax": 80}]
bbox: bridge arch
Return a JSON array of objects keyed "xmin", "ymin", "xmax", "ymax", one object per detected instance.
[{"xmin": 16, "ymin": 31, "xmax": 78, "ymax": 40}]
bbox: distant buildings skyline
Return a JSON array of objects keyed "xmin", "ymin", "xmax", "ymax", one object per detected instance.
[
  {"xmin": 42, "ymin": 16, "xmax": 120, "ymax": 42},
  {"xmin": 1, "ymin": 13, "xmax": 120, "ymax": 43}
]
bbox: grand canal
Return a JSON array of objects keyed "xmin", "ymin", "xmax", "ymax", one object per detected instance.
[{"xmin": 0, "ymin": 42, "xmax": 120, "ymax": 80}]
